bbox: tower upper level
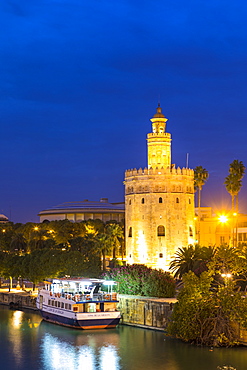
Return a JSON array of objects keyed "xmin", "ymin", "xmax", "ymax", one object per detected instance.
[
  {"xmin": 147, "ymin": 104, "xmax": 171, "ymax": 169},
  {"xmin": 150, "ymin": 103, "xmax": 168, "ymax": 134}
]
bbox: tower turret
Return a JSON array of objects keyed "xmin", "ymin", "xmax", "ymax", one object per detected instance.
[{"xmin": 147, "ymin": 104, "xmax": 171, "ymax": 169}]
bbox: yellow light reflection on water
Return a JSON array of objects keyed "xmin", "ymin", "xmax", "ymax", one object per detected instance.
[
  {"xmin": 12, "ymin": 310, "xmax": 24, "ymax": 327},
  {"xmin": 42, "ymin": 333, "xmax": 96, "ymax": 370},
  {"xmin": 41, "ymin": 332, "xmax": 121, "ymax": 370}
]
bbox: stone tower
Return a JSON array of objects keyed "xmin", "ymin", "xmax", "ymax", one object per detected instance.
[{"xmin": 124, "ymin": 104, "xmax": 195, "ymax": 270}]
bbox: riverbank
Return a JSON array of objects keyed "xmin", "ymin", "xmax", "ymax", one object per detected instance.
[{"xmin": 0, "ymin": 288, "xmax": 38, "ymax": 310}]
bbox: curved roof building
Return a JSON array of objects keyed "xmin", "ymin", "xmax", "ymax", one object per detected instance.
[
  {"xmin": 0, "ymin": 214, "xmax": 9, "ymax": 223},
  {"xmin": 38, "ymin": 198, "xmax": 125, "ymax": 223}
]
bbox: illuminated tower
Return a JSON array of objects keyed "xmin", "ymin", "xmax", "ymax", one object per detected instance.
[{"xmin": 124, "ymin": 105, "xmax": 195, "ymax": 270}]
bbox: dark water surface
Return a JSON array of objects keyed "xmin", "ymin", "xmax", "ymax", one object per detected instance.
[{"xmin": 0, "ymin": 305, "xmax": 246, "ymax": 370}]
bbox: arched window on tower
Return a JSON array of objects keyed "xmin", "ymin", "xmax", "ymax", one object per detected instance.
[
  {"xmin": 189, "ymin": 226, "xmax": 193, "ymax": 237},
  {"xmin": 128, "ymin": 227, "xmax": 132, "ymax": 237},
  {"xmin": 141, "ymin": 198, "xmax": 145, "ymax": 204},
  {"xmin": 176, "ymin": 197, "xmax": 179, "ymax": 203},
  {"xmin": 129, "ymin": 199, "xmax": 131, "ymax": 205},
  {"xmin": 159, "ymin": 197, "xmax": 163, "ymax": 203},
  {"xmin": 157, "ymin": 225, "xmax": 165, "ymax": 236}
]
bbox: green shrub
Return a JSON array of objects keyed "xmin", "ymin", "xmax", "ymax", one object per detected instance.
[{"xmin": 101, "ymin": 264, "xmax": 175, "ymax": 298}]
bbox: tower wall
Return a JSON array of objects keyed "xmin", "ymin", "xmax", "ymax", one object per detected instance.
[
  {"xmin": 125, "ymin": 167, "xmax": 195, "ymax": 270},
  {"xmin": 124, "ymin": 105, "xmax": 195, "ymax": 270}
]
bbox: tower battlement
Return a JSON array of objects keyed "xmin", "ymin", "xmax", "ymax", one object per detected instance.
[{"xmin": 125, "ymin": 166, "xmax": 194, "ymax": 178}]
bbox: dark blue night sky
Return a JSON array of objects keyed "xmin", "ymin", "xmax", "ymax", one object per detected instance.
[{"xmin": 1, "ymin": 0, "xmax": 247, "ymax": 223}]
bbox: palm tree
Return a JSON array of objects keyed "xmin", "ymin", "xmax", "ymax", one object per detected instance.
[
  {"xmin": 194, "ymin": 166, "xmax": 209, "ymax": 243},
  {"xmin": 169, "ymin": 245, "xmax": 215, "ymax": 278},
  {"xmin": 224, "ymin": 174, "xmax": 240, "ymax": 212},
  {"xmin": 10, "ymin": 233, "xmax": 27, "ymax": 254},
  {"xmin": 225, "ymin": 160, "xmax": 245, "ymax": 212},
  {"xmin": 106, "ymin": 223, "xmax": 124, "ymax": 259},
  {"xmin": 169, "ymin": 245, "xmax": 200, "ymax": 278},
  {"xmin": 96, "ymin": 233, "xmax": 112, "ymax": 270}
]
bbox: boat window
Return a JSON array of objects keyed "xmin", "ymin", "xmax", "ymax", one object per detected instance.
[
  {"xmin": 52, "ymin": 301, "xmax": 54, "ymax": 306},
  {"xmin": 73, "ymin": 306, "xmax": 78, "ymax": 312},
  {"xmin": 65, "ymin": 303, "xmax": 68, "ymax": 309},
  {"xmin": 61, "ymin": 302, "xmax": 64, "ymax": 309},
  {"xmin": 57, "ymin": 301, "xmax": 60, "ymax": 308},
  {"xmin": 48, "ymin": 300, "xmax": 51, "ymax": 305},
  {"xmin": 69, "ymin": 304, "xmax": 71, "ymax": 310},
  {"xmin": 55, "ymin": 301, "xmax": 58, "ymax": 307}
]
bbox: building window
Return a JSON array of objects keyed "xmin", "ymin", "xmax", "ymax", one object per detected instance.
[
  {"xmin": 141, "ymin": 198, "xmax": 145, "ymax": 204},
  {"xmin": 189, "ymin": 198, "xmax": 191, "ymax": 204},
  {"xmin": 220, "ymin": 236, "xmax": 225, "ymax": 244},
  {"xmin": 159, "ymin": 253, "xmax": 163, "ymax": 258},
  {"xmin": 129, "ymin": 199, "xmax": 131, "ymax": 205},
  {"xmin": 157, "ymin": 225, "xmax": 165, "ymax": 236},
  {"xmin": 176, "ymin": 197, "xmax": 179, "ymax": 203},
  {"xmin": 128, "ymin": 227, "xmax": 132, "ymax": 237},
  {"xmin": 159, "ymin": 197, "xmax": 163, "ymax": 203},
  {"xmin": 189, "ymin": 226, "xmax": 193, "ymax": 237}
]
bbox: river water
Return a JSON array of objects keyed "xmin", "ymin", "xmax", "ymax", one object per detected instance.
[{"xmin": 0, "ymin": 305, "xmax": 246, "ymax": 370}]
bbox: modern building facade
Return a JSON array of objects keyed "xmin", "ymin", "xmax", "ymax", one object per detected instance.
[
  {"xmin": 195, "ymin": 207, "xmax": 247, "ymax": 247},
  {"xmin": 124, "ymin": 105, "xmax": 195, "ymax": 270},
  {"xmin": 38, "ymin": 198, "xmax": 124, "ymax": 223}
]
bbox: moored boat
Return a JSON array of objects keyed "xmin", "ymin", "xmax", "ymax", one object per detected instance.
[{"xmin": 36, "ymin": 277, "xmax": 121, "ymax": 329}]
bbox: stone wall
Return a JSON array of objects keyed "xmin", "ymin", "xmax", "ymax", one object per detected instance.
[
  {"xmin": 0, "ymin": 292, "xmax": 37, "ymax": 310},
  {"xmin": 118, "ymin": 294, "xmax": 176, "ymax": 330}
]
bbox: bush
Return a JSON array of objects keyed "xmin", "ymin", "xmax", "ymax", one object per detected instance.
[
  {"xmin": 101, "ymin": 264, "xmax": 175, "ymax": 298},
  {"xmin": 167, "ymin": 271, "xmax": 247, "ymax": 347}
]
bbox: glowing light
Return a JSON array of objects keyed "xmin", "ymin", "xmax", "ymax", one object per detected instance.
[
  {"xmin": 221, "ymin": 273, "xmax": 232, "ymax": 278},
  {"xmin": 34, "ymin": 227, "xmax": 39, "ymax": 231},
  {"xmin": 218, "ymin": 215, "xmax": 228, "ymax": 223}
]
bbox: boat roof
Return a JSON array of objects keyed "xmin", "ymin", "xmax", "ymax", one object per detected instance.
[{"xmin": 45, "ymin": 277, "xmax": 115, "ymax": 285}]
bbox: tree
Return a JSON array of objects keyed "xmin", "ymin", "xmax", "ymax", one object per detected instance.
[
  {"xmin": 224, "ymin": 160, "xmax": 245, "ymax": 212},
  {"xmin": 96, "ymin": 233, "xmax": 112, "ymax": 270},
  {"xmin": 106, "ymin": 223, "xmax": 124, "ymax": 259},
  {"xmin": 167, "ymin": 270, "xmax": 247, "ymax": 346},
  {"xmin": 10, "ymin": 233, "xmax": 27, "ymax": 254},
  {"xmin": 169, "ymin": 245, "xmax": 215, "ymax": 279},
  {"xmin": 194, "ymin": 166, "xmax": 209, "ymax": 243}
]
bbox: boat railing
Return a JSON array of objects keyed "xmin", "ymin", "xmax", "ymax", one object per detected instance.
[{"xmin": 47, "ymin": 290, "xmax": 118, "ymax": 302}]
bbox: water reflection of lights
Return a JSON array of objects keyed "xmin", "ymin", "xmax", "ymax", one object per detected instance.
[
  {"xmin": 41, "ymin": 332, "xmax": 120, "ymax": 370},
  {"xmin": 12, "ymin": 310, "xmax": 24, "ymax": 327},
  {"xmin": 99, "ymin": 345, "xmax": 120, "ymax": 370}
]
